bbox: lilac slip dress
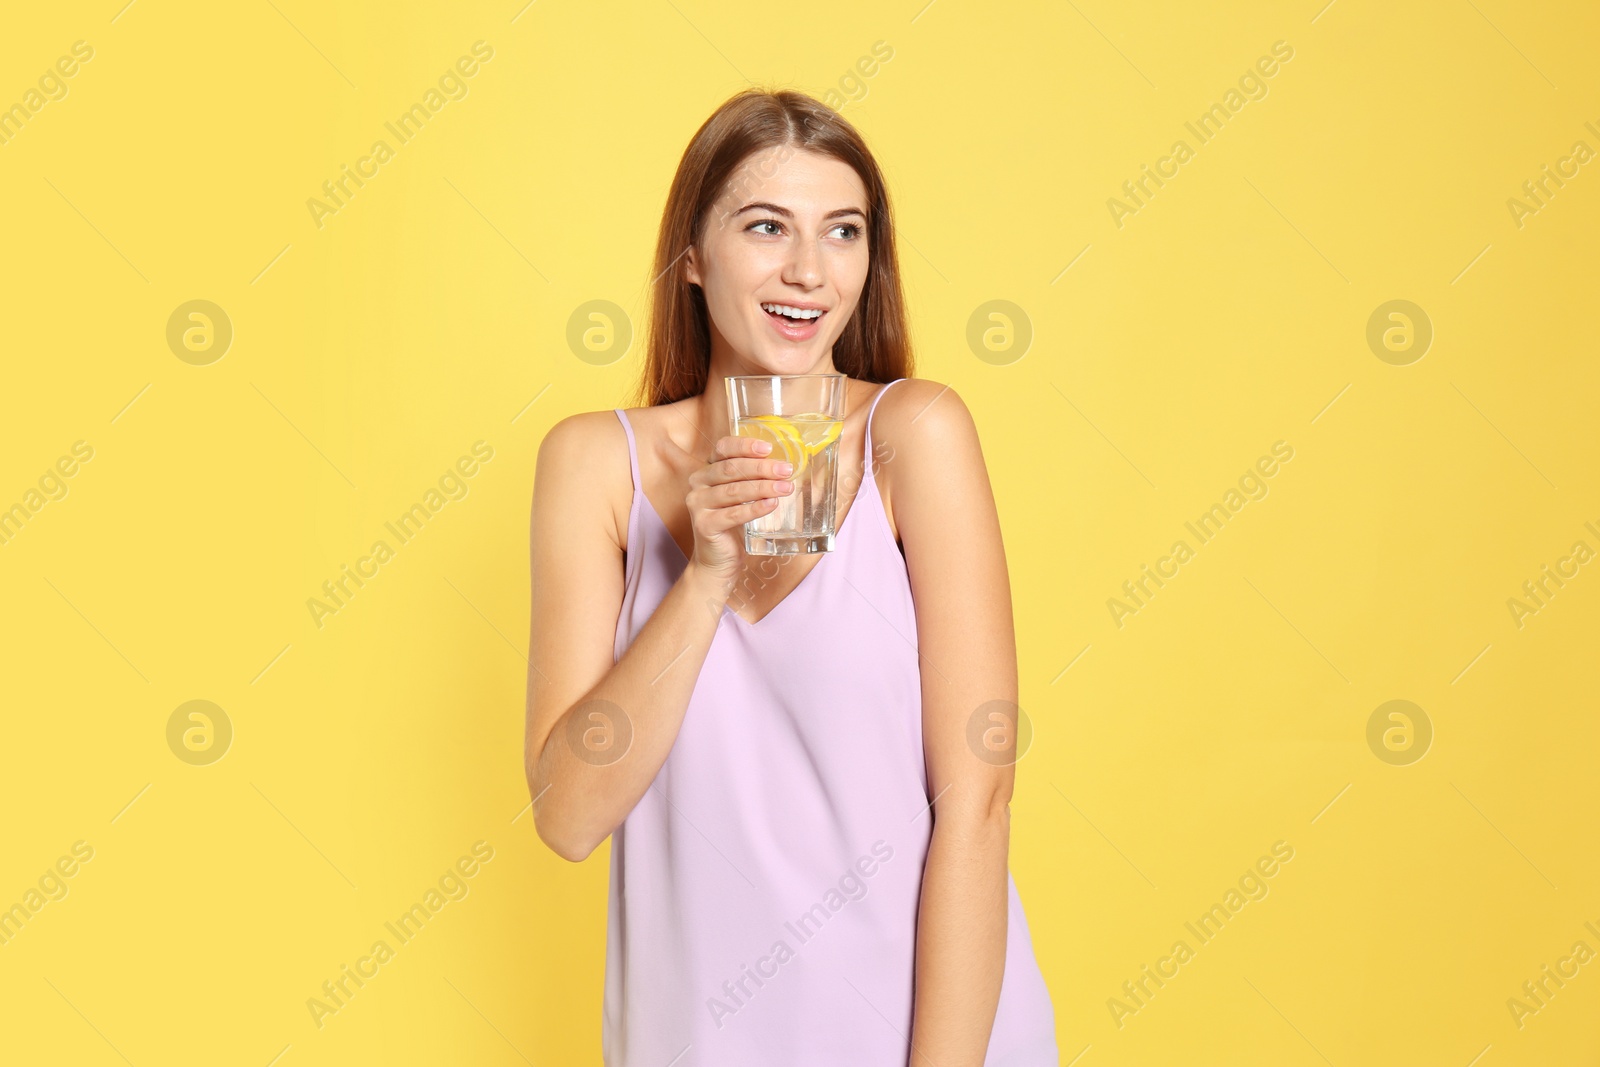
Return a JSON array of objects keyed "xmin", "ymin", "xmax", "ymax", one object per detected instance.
[{"xmin": 603, "ymin": 378, "xmax": 1059, "ymax": 1066}]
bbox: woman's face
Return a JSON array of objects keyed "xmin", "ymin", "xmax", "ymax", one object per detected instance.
[{"xmin": 686, "ymin": 146, "xmax": 870, "ymax": 376}]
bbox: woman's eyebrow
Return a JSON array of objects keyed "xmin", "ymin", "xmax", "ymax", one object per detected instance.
[{"xmin": 733, "ymin": 200, "xmax": 866, "ymax": 221}]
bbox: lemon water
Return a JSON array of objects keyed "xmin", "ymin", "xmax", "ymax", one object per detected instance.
[{"xmin": 735, "ymin": 412, "xmax": 843, "ymax": 554}]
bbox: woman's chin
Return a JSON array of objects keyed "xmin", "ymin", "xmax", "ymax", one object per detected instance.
[{"xmin": 751, "ymin": 343, "xmax": 831, "ymax": 373}]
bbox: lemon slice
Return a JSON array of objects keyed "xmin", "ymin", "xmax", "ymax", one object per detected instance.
[
  {"xmin": 789, "ymin": 413, "xmax": 842, "ymax": 456},
  {"xmin": 737, "ymin": 416, "xmax": 804, "ymax": 476},
  {"xmin": 749, "ymin": 414, "xmax": 810, "ymax": 476}
]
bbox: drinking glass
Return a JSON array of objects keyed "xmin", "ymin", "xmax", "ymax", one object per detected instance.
[{"xmin": 724, "ymin": 374, "xmax": 846, "ymax": 555}]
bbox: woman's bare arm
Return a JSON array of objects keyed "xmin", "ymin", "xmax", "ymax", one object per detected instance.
[
  {"xmin": 885, "ymin": 382, "xmax": 1017, "ymax": 1066},
  {"xmin": 523, "ymin": 412, "xmax": 787, "ymax": 861}
]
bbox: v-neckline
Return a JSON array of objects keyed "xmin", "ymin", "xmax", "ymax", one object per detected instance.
[{"xmin": 634, "ymin": 465, "xmax": 877, "ymax": 630}]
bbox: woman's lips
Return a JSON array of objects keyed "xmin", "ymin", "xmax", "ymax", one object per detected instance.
[{"xmin": 763, "ymin": 306, "xmax": 825, "ymax": 340}]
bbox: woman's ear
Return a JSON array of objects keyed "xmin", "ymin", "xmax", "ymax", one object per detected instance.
[{"xmin": 684, "ymin": 245, "xmax": 701, "ymax": 286}]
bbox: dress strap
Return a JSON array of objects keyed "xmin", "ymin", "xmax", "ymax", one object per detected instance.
[
  {"xmin": 863, "ymin": 378, "xmax": 904, "ymax": 474},
  {"xmin": 613, "ymin": 409, "xmax": 640, "ymax": 492}
]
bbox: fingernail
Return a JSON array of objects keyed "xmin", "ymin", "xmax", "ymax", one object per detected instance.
[
  {"xmin": 776, "ymin": 461, "xmax": 793, "ymax": 476},
  {"xmin": 755, "ymin": 441, "xmax": 772, "ymax": 454}
]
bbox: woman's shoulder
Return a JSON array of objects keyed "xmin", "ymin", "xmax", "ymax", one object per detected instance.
[
  {"xmin": 538, "ymin": 407, "xmax": 626, "ymax": 465},
  {"xmin": 868, "ymin": 378, "xmax": 986, "ymax": 536},
  {"xmin": 541, "ymin": 399, "xmax": 674, "ymax": 446},
  {"xmin": 870, "ymin": 377, "xmax": 980, "ymax": 449},
  {"xmin": 534, "ymin": 406, "xmax": 650, "ymax": 554},
  {"xmin": 539, "ymin": 398, "xmax": 703, "ymax": 479}
]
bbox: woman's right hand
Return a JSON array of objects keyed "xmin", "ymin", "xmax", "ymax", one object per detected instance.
[{"xmin": 686, "ymin": 435, "xmax": 794, "ymax": 586}]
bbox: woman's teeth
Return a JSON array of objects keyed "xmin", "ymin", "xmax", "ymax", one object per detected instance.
[{"xmin": 761, "ymin": 303, "xmax": 824, "ymax": 320}]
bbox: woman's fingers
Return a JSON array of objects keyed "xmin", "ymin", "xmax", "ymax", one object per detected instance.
[{"xmin": 685, "ymin": 435, "xmax": 792, "ymax": 576}]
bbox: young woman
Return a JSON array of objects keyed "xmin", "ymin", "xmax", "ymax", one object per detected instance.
[{"xmin": 525, "ymin": 88, "xmax": 1058, "ymax": 1066}]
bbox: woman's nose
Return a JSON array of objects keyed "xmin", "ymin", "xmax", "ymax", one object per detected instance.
[{"xmin": 783, "ymin": 239, "xmax": 823, "ymax": 287}]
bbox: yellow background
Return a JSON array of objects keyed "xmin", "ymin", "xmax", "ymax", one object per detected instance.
[{"xmin": 2, "ymin": 0, "xmax": 1597, "ymax": 1063}]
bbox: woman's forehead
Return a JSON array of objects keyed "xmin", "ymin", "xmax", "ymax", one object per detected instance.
[{"xmin": 717, "ymin": 149, "xmax": 866, "ymax": 210}]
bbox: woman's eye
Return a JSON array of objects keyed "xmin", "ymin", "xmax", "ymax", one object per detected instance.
[{"xmin": 748, "ymin": 220, "xmax": 863, "ymax": 238}]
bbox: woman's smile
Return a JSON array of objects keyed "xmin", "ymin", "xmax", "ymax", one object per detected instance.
[{"xmin": 759, "ymin": 300, "xmax": 828, "ymax": 341}]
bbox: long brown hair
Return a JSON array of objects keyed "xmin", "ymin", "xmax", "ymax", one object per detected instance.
[{"xmin": 631, "ymin": 88, "xmax": 914, "ymax": 408}]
